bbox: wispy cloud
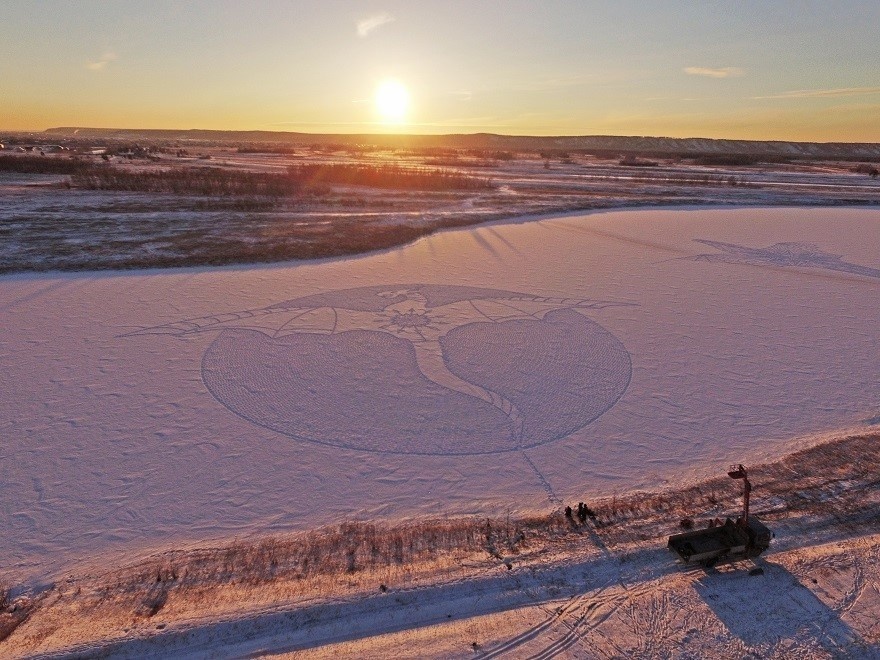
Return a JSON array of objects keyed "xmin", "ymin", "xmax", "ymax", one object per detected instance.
[
  {"xmin": 86, "ymin": 51, "xmax": 117, "ymax": 71},
  {"xmin": 683, "ymin": 66, "xmax": 744, "ymax": 79},
  {"xmin": 646, "ymin": 96, "xmax": 711, "ymax": 102},
  {"xmin": 357, "ymin": 12, "xmax": 394, "ymax": 37},
  {"xmin": 512, "ymin": 74, "xmax": 596, "ymax": 92},
  {"xmin": 753, "ymin": 86, "xmax": 880, "ymax": 99},
  {"xmin": 449, "ymin": 89, "xmax": 473, "ymax": 101}
]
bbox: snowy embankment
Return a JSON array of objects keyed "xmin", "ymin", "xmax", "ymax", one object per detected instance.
[{"xmin": 3, "ymin": 432, "xmax": 878, "ymax": 658}]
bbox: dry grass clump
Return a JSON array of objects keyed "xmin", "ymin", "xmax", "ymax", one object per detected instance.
[
  {"xmin": 0, "ymin": 154, "xmax": 92, "ymax": 175},
  {"xmin": 51, "ymin": 514, "xmax": 581, "ymax": 624},
  {"xmin": 73, "ymin": 167, "xmax": 300, "ymax": 197},
  {"xmin": 69, "ymin": 163, "xmax": 492, "ymax": 197},
  {"xmin": 289, "ymin": 163, "xmax": 493, "ymax": 191},
  {"xmin": 10, "ymin": 520, "xmax": 490, "ymax": 631},
  {"xmin": 0, "ymin": 583, "xmax": 36, "ymax": 643},
  {"xmin": 124, "ymin": 517, "xmax": 534, "ymax": 592}
]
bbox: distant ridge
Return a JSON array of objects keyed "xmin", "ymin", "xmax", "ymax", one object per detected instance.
[{"xmin": 42, "ymin": 127, "xmax": 880, "ymax": 159}]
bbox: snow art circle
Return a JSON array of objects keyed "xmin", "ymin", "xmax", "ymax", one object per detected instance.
[{"xmin": 190, "ymin": 285, "xmax": 632, "ymax": 455}]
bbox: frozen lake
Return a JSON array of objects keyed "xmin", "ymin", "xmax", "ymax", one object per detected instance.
[{"xmin": 1, "ymin": 205, "xmax": 878, "ymax": 581}]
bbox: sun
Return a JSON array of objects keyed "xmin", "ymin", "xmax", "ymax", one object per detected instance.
[{"xmin": 374, "ymin": 79, "xmax": 410, "ymax": 123}]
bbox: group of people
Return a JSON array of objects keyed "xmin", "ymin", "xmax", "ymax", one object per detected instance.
[{"xmin": 564, "ymin": 501, "xmax": 596, "ymax": 524}]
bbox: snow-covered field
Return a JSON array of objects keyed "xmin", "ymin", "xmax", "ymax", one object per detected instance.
[
  {"xmin": 2, "ymin": 205, "xmax": 878, "ymax": 586},
  {"xmin": 1, "ymin": 204, "xmax": 879, "ymax": 656}
]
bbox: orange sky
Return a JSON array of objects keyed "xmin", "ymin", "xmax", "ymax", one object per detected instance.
[{"xmin": 2, "ymin": 1, "xmax": 880, "ymax": 141}]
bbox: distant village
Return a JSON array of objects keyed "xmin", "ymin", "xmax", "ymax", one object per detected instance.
[{"xmin": 0, "ymin": 136, "xmax": 189, "ymax": 161}]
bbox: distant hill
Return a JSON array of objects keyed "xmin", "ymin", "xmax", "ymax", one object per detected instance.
[{"xmin": 42, "ymin": 127, "xmax": 880, "ymax": 160}]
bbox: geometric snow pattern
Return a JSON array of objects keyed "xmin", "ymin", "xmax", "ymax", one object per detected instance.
[
  {"xmin": 134, "ymin": 284, "xmax": 633, "ymax": 455},
  {"xmin": 689, "ymin": 239, "xmax": 880, "ymax": 279}
]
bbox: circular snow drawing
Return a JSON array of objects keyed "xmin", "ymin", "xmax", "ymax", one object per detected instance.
[{"xmin": 131, "ymin": 285, "xmax": 632, "ymax": 455}]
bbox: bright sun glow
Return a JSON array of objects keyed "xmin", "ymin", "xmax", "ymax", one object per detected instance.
[{"xmin": 374, "ymin": 79, "xmax": 410, "ymax": 123}]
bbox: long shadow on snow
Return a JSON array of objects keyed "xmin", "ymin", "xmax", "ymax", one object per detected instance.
[
  {"xmin": 695, "ymin": 561, "xmax": 867, "ymax": 654},
  {"xmin": 50, "ymin": 549, "xmax": 666, "ymax": 659}
]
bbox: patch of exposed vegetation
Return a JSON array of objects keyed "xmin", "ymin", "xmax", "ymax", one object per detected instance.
[
  {"xmin": 236, "ymin": 145, "xmax": 299, "ymax": 155},
  {"xmin": 0, "ymin": 155, "xmax": 93, "ymax": 175},
  {"xmin": 692, "ymin": 154, "xmax": 791, "ymax": 167},
  {"xmin": 0, "ymin": 582, "xmax": 36, "ymax": 643},
  {"xmin": 619, "ymin": 155, "xmax": 660, "ymax": 167},
  {"xmin": 288, "ymin": 163, "xmax": 493, "ymax": 191},
  {"xmin": 69, "ymin": 163, "xmax": 492, "ymax": 197},
  {"xmin": 0, "ymin": 206, "xmax": 492, "ymax": 274},
  {"xmin": 851, "ymin": 163, "xmax": 880, "ymax": 177},
  {"xmin": 73, "ymin": 167, "xmax": 301, "ymax": 197}
]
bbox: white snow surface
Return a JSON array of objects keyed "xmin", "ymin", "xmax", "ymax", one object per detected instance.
[{"xmin": 1, "ymin": 206, "xmax": 878, "ymax": 583}]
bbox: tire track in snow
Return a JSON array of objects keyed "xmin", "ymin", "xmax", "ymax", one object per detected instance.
[
  {"xmin": 524, "ymin": 605, "xmax": 590, "ymax": 660},
  {"xmin": 481, "ymin": 586, "xmax": 603, "ymax": 658}
]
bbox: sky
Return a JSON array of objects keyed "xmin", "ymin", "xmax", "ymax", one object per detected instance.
[{"xmin": 2, "ymin": 0, "xmax": 879, "ymax": 141}]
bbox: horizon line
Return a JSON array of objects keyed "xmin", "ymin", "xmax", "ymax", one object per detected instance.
[{"xmin": 3, "ymin": 126, "xmax": 880, "ymax": 147}]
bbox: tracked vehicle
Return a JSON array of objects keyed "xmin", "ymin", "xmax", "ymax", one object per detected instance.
[{"xmin": 668, "ymin": 464, "xmax": 772, "ymax": 566}]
